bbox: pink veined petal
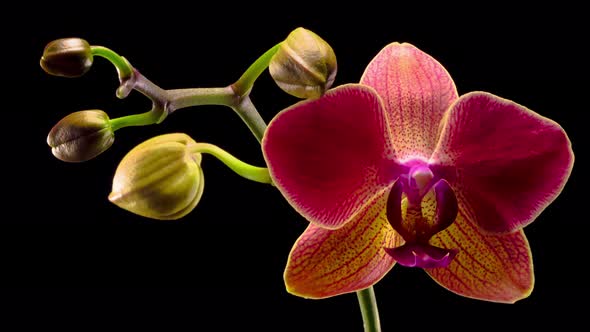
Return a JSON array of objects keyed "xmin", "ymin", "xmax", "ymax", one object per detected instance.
[
  {"xmin": 361, "ymin": 43, "xmax": 458, "ymax": 161},
  {"xmin": 284, "ymin": 189, "xmax": 403, "ymax": 299},
  {"xmin": 262, "ymin": 84, "xmax": 404, "ymax": 229},
  {"xmin": 426, "ymin": 209, "xmax": 534, "ymax": 303},
  {"xmin": 430, "ymin": 92, "xmax": 574, "ymax": 233}
]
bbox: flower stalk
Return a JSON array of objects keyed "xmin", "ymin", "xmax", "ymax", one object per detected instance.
[
  {"xmin": 91, "ymin": 46, "xmax": 133, "ymax": 80},
  {"xmin": 357, "ymin": 287, "xmax": 381, "ymax": 332},
  {"xmin": 190, "ymin": 143, "xmax": 272, "ymax": 184},
  {"xmin": 103, "ymin": 44, "xmax": 276, "ymax": 142},
  {"xmin": 232, "ymin": 43, "xmax": 281, "ymax": 97}
]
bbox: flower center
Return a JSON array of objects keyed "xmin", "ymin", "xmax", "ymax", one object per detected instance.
[
  {"xmin": 407, "ymin": 165, "xmax": 434, "ymax": 203},
  {"xmin": 384, "ymin": 164, "xmax": 458, "ymax": 268},
  {"xmin": 410, "ymin": 166, "xmax": 434, "ymax": 190}
]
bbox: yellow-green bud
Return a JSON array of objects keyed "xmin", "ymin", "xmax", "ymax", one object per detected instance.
[
  {"xmin": 108, "ymin": 133, "xmax": 205, "ymax": 220},
  {"xmin": 47, "ymin": 110, "xmax": 114, "ymax": 162},
  {"xmin": 270, "ymin": 27, "xmax": 337, "ymax": 99},
  {"xmin": 40, "ymin": 38, "xmax": 93, "ymax": 77}
]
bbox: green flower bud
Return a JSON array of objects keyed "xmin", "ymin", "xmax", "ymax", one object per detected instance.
[
  {"xmin": 270, "ymin": 27, "xmax": 337, "ymax": 99},
  {"xmin": 40, "ymin": 38, "xmax": 93, "ymax": 77},
  {"xmin": 109, "ymin": 133, "xmax": 204, "ymax": 220},
  {"xmin": 47, "ymin": 110, "xmax": 114, "ymax": 162}
]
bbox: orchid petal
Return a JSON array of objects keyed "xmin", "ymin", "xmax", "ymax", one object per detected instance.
[
  {"xmin": 263, "ymin": 84, "xmax": 404, "ymax": 229},
  {"xmin": 361, "ymin": 43, "xmax": 458, "ymax": 160},
  {"xmin": 430, "ymin": 92, "xmax": 574, "ymax": 233},
  {"xmin": 426, "ymin": 210, "xmax": 534, "ymax": 303},
  {"xmin": 284, "ymin": 189, "xmax": 402, "ymax": 299}
]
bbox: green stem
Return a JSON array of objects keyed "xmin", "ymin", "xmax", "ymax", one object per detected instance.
[
  {"xmin": 190, "ymin": 143, "xmax": 271, "ymax": 184},
  {"xmin": 356, "ymin": 287, "xmax": 381, "ymax": 332},
  {"xmin": 167, "ymin": 87, "xmax": 266, "ymax": 142},
  {"xmin": 91, "ymin": 46, "xmax": 133, "ymax": 79},
  {"xmin": 231, "ymin": 96, "xmax": 267, "ymax": 142},
  {"xmin": 96, "ymin": 43, "xmax": 278, "ymax": 142},
  {"xmin": 231, "ymin": 43, "xmax": 281, "ymax": 97},
  {"xmin": 107, "ymin": 70, "xmax": 170, "ymax": 129},
  {"xmin": 167, "ymin": 86, "xmax": 237, "ymax": 111},
  {"xmin": 109, "ymin": 110, "xmax": 161, "ymax": 131}
]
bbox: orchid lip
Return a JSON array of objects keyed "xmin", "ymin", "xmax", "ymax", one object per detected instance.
[
  {"xmin": 384, "ymin": 243, "xmax": 457, "ymax": 269},
  {"xmin": 385, "ymin": 174, "xmax": 459, "ymax": 268},
  {"xmin": 386, "ymin": 177, "xmax": 458, "ymax": 240}
]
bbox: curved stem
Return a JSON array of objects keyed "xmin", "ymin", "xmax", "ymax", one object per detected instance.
[
  {"xmin": 232, "ymin": 43, "xmax": 281, "ymax": 97},
  {"xmin": 109, "ymin": 109, "xmax": 162, "ymax": 131},
  {"xmin": 231, "ymin": 96, "xmax": 267, "ymax": 142},
  {"xmin": 356, "ymin": 287, "xmax": 381, "ymax": 332},
  {"xmin": 131, "ymin": 70, "xmax": 168, "ymax": 102},
  {"xmin": 96, "ymin": 43, "xmax": 277, "ymax": 142},
  {"xmin": 167, "ymin": 86, "xmax": 237, "ymax": 112},
  {"xmin": 167, "ymin": 88, "xmax": 267, "ymax": 142},
  {"xmin": 190, "ymin": 143, "xmax": 272, "ymax": 184},
  {"xmin": 91, "ymin": 46, "xmax": 133, "ymax": 79}
]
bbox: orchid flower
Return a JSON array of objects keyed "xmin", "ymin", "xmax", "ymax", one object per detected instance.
[{"xmin": 262, "ymin": 43, "xmax": 573, "ymax": 303}]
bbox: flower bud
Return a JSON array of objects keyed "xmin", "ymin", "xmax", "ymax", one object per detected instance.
[
  {"xmin": 47, "ymin": 110, "xmax": 114, "ymax": 162},
  {"xmin": 40, "ymin": 38, "xmax": 93, "ymax": 77},
  {"xmin": 270, "ymin": 27, "xmax": 337, "ymax": 99},
  {"xmin": 108, "ymin": 133, "xmax": 204, "ymax": 220}
]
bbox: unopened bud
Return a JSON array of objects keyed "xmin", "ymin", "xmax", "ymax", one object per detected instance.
[
  {"xmin": 108, "ymin": 133, "xmax": 204, "ymax": 220},
  {"xmin": 47, "ymin": 110, "xmax": 114, "ymax": 162},
  {"xmin": 270, "ymin": 27, "xmax": 337, "ymax": 99},
  {"xmin": 40, "ymin": 38, "xmax": 93, "ymax": 77}
]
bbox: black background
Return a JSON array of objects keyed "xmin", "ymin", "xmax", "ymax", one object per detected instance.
[{"xmin": 4, "ymin": 3, "xmax": 587, "ymax": 331}]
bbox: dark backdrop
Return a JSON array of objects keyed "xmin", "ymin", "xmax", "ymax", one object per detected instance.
[{"xmin": 4, "ymin": 3, "xmax": 586, "ymax": 331}]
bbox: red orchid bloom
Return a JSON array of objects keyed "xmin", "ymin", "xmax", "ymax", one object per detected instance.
[{"xmin": 262, "ymin": 43, "xmax": 573, "ymax": 303}]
